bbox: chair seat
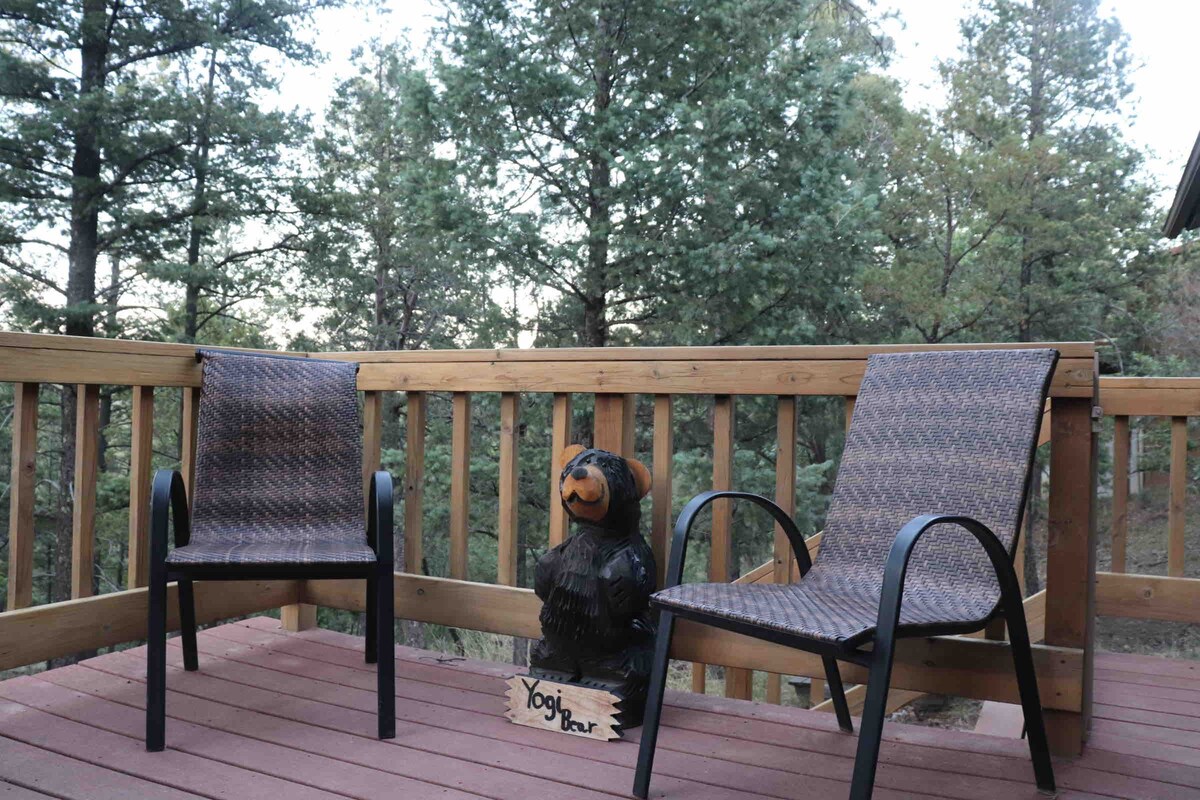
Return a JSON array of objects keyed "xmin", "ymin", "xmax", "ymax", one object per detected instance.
[
  {"xmin": 652, "ymin": 566, "xmax": 997, "ymax": 648},
  {"xmin": 166, "ymin": 538, "xmax": 376, "ymax": 567}
]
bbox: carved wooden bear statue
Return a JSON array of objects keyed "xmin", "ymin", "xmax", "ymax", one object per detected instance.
[{"xmin": 531, "ymin": 445, "xmax": 657, "ymax": 728}]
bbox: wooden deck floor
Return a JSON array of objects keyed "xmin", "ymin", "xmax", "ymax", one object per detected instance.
[{"xmin": 0, "ymin": 618, "xmax": 1196, "ymax": 800}]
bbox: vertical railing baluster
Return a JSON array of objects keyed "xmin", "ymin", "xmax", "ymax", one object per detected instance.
[
  {"xmin": 650, "ymin": 395, "xmax": 673, "ymax": 587},
  {"xmin": 7, "ymin": 382, "xmax": 38, "ymax": 610},
  {"xmin": 449, "ymin": 392, "xmax": 472, "ymax": 581},
  {"xmin": 72, "ymin": 384, "xmax": 100, "ymax": 599},
  {"xmin": 593, "ymin": 393, "xmax": 635, "ymax": 456},
  {"xmin": 766, "ymin": 395, "xmax": 797, "ymax": 705},
  {"xmin": 712, "ymin": 394, "xmax": 752, "ymax": 699},
  {"xmin": 548, "ymin": 393, "xmax": 572, "ymax": 548},
  {"xmin": 404, "ymin": 391, "xmax": 426, "ymax": 574},
  {"xmin": 1169, "ymin": 416, "xmax": 1187, "ymax": 577},
  {"xmin": 362, "ymin": 391, "xmax": 383, "ymax": 514},
  {"xmin": 127, "ymin": 386, "xmax": 154, "ymax": 589},
  {"xmin": 498, "ymin": 392, "xmax": 520, "ymax": 586},
  {"xmin": 1111, "ymin": 415, "xmax": 1130, "ymax": 573},
  {"xmin": 181, "ymin": 386, "xmax": 200, "ymax": 510}
]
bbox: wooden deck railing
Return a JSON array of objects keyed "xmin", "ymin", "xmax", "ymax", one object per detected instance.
[
  {"xmin": 0, "ymin": 332, "xmax": 1098, "ymax": 755},
  {"xmin": 1096, "ymin": 378, "xmax": 1200, "ymax": 624}
]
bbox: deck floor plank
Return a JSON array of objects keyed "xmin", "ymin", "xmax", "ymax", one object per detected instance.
[
  {"xmin": 190, "ymin": 625, "xmax": 1041, "ymax": 798},
  {"xmin": 84, "ymin": 646, "xmax": 888, "ymax": 800},
  {"xmin": 0, "ymin": 728, "xmax": 207, "ymax": 800},
  {"xmin": 0, "ymin": 779, "xmax": 57, "ymax": 799},
  {"xmin": 1, "ymin": 618, "xmax": 1195, "ymax": 799}
]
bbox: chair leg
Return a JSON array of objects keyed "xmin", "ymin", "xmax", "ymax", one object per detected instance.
[
  {"xmin": 376, "ymin": 565, "xmax": 395, "ymax": 739},
  {"xmin": 1005, "ymin": 604, "xmax": 1056, "ymax": 794},
  {"xmin": 633, "ymin": 610, "xmax": 675, "ymax": 800},
  {"xmin": 179, "ymin": 579, "xmax": 198, "ymax": 672},
  {"xmin": 849, "ymin": 641, "xmax": 897, "ymax": 800},
  {"xmin": 146, "ymin": 562, "xmax": 168, "ymax": 751},
  {"xmin": 365, "ymin": 573, "xmax": 378, "ymax": 664},
  {"xmin": 823, "ymin": 656, "xmax": 854, "ymax": 733}
]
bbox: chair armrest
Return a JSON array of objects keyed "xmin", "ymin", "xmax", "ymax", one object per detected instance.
[
  {"xmin": 368, "ymin": 471, "xmax": 394, "ymax": 565},
  {"xmin": 665, "ymin": 491, "xmax": 812, "ymax": 589},
  {"xmin": 150, "ymin": 469, "xmax": 190, "ymax": 566},
  {"xmin": 876, "ymin": 514, "xmax": 1022, "ymax": 638}
]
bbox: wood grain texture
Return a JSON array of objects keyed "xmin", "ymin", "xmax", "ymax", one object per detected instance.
[
  {"xmin": 0, "ymin": 331, "xmax": 1093, "ymax": 393},
  {"xmin": 0, "ymin": 580, "xmax": 300, "ymax": 671},
  {"xmin": 498, "ymin": 392, "xmax": 520, "ymax": 586},
  {"xmin": 773, "ymin": 396, "xmax": 797, "ymax": 586},
  {"xmin": 321, "ymin": 338, "xmax": 1096, "ymax": 362},
  {"xmin": 305, "ymin": 572, "xmax": 1083, "ymax": 710},
  {"xmin": 352, "ymin": 357, "xmax": 1095, "ymax": 397},
  {"xmin": 593, "ymin": 393, "xmax": 634, "ymax": 455},
  {"xmin": 1097, "ymin": 571, "xmax": 1200, "ymax": 623},
  {"xmin": 504, "ymin": 676, "xmax": 619, "ymax": 740},
  {"xmin": 403, "ymin": 391, "xmax": 426, "ymax": 573},
  {"xmin": 649, "ymin": 395, "xmax": 674, "ymax": 591},
  {"xmin": 126, "ymin": 386, "xmax": 154, "ymax": 589},
  {"xmin": 6, "ymin": 382, "xmax": 38, "ymax": 610},
  {"xmin": 449, "ymin": 392, "xmax": 472, "ymax": 581},
  {"xmin": 548, "ymin": 393, "xmax": 572, "ymax": 548},
  {"xmin": 180, "ymin": 386, "xmax": 200, "ymax": 512},
  {"xmin": 71, "ymin": 384, "xmax": 100, "ymax": 599},
  {"xmin": 1111, "ymin": 415, "xmax": 1130, "ymax": 574},
  {"xmin": 1170, "ymin": 416, "xmax": 1188, "ymax": 577},
  {"xmin": 12, "ymin": 620, "xmax": 1182, "ymax": 800},
  {"xmin": 710, "ymin": 395, "xmax": 735, "ymax": 585},
  {"xmin": 361, "ymin": 390, "xmax": 383, "ymax": 515},
  {"xmin": 280, "ymin": 603, "xmax": 317, "ymax": 632}
]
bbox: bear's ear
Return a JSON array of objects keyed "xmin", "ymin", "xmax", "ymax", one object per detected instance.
[
  {"xmin": 556, "ymin": 444, "xmax": 586, "ymax": 474},
  {"xmin": 627, "ymin": 457, "xmax": 652, "ymax": 498}
]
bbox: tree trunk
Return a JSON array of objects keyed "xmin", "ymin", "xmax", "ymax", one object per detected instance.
[
  {"xmin": 1017, "ymin": 0, "xmax": 1048, "ymax": 344},
  {"xmin": 183, "ymin": 47, "xmax": 220, "ymax": 343},
  {"xmin": 54, "ymin": 0, "xmax": 109, "ymax": 624},
  {"xmin": 581, "ymin": 3, "xmax": 620, "ymax": 348}
]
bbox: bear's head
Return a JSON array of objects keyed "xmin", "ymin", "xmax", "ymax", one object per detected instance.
[{"xmin": 557, "ymin": 445, "xmax": 651, "ymax": 531}]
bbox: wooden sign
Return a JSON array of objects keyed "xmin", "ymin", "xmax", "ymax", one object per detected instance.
[{"xmin": 505, "ymin": 675, "xmax": 622, "ymax": 740}]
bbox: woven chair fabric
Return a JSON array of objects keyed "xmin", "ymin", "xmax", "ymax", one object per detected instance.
[
  {"xmin": 166, "ymin": 350, "xmax": 374, "ymax": 568},
  {"xmin": 654, "ymin": 348, "xmax": 1057, "ymax": 646}
]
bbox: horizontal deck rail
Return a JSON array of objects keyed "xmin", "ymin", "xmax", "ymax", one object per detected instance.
[
  {"xmin": 0, "ymin": 331, "xmax": 1097, "ymax": 755},
  {"xmin": 1096, "ymin": 377, "xmax": 1200, "ymax": 624}
]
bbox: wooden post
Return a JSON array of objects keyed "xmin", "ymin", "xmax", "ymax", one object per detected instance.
[
  {"xmin": 281, "ymin": 603, "xmax": 317, "ymax": 632},
  {"xmin": 404, "ymin": 392, "xmax": 426, "ymax": 574},
  {"xmin": 549, "ymin": 393, "xmax": 572, "ymax": 548},
  {"xmin": 766, "ymin": 395, "xmax": 797, "ymax": 705},
  {"xmin": 1169, "ymin": 416, "xmax": 1187, "ymax": 578},
  {"xmin": 651, "ymin": 395, "xmax": 673, "ymax": 587},
  {"xmin": 127, "ymin": 386, "xmax": 154, "ymax": 589},
  {"xmin": 7, "ymin": 382, "xmax": 38, "ymax": 610},
  {"xmin": 1044, "ymin": 394, "xmax": 1096, "ymax": 756},
  {"xmin": 71, "ymin": 384, "xmax": 100, "ymax": 599},
  {"xmin": 449, "ymin": 392, "xmax": 472, "ymax": 581},
  {"xmin": 498, "ymin": 392, "xmax": 520, "ymax": 586},
  {"xmin": 1111, "ymin": 415, "xmax": 1130, "ymax": 573}
]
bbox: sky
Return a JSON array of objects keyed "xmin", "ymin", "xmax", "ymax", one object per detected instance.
[{"xmin": 279, "ymin": 0, "xmax": 1200, "ymax": 208}]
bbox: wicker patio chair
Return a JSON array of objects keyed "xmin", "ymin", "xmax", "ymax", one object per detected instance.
[
  {"xmin": 146, "ymin": 349, "xmax": 395, "ymax": 751},
  {"xmin": 633, "ymin": 349, "xmax": 1058, "ymax": 800}
]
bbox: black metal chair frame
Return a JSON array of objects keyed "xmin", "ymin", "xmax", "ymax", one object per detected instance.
[
  {"xmin": 145, "ymin": 469, "xmax": 396, "ymax": 751},
  {"xmin": 633, "ymin": 491, "xmax": 1056, "ymax": 800}
]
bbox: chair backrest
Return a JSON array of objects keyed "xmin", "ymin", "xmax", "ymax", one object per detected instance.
[
  {"xmin": 189, "ymin": 350, "xmax": 364, "ymax": 546},
  {"xmin": 816, "ymin": 348, "xmax": 1058, "ymax": 599}
]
